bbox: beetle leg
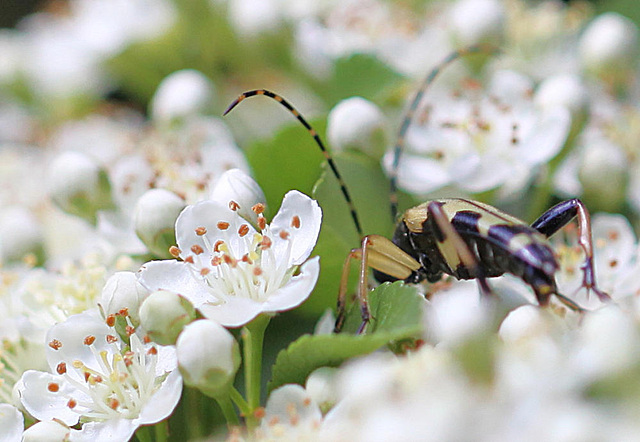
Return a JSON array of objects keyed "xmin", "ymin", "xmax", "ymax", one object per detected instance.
[
  {"xmin": 334, "ymin": 235, "xmax": 421, "ymax": 333},
  {"xmin": 426, "ymin": 202, "xmax": 493, "ymax": 297},
  {"xmin": 531, "ymin": 199, "xmax": 611, "ymax": 302}
]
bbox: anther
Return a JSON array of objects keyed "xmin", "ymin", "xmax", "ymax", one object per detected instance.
[
  {"xmin": 148, "ymin": 346, "xmax": 158, "ymax": 355},
  {"xmin": 253, "ymin": 267, "xmax": 263, "ymax": 276},
  {"xmin": 67, "ymin": 398, "xmax": 77, "ymax": 409},
  {"xmin": 106, "ymin": 335, "xmax": 118, "ymax": 344},
  {"xmin": 106, "ymin": 315, "xmax": 116, "ymax": 327},
  {"xmin": 48, "ymin": 382, "xmax": 60, "ymax": 393},
  {"xmin": 185, "ymin": 256, "xmax": 195, "ymax": 264},
  {"xmin": 279, "ymin": 230, "xmax": 290, "ymax": 240},
  {"xmin": 291, "ymin": 215, "xmax": 301, "ymax": 229},
  {"xmin": 169, "ymin": 246, "xmax": 181, "ymax": 258},
  {"xmin": 260, "ymin": 236, "xmax": 272, "ymax": 250},
  {"xmin": 109, "ymin": 398, "xmax": 120, "ymax": 410},
  {"xmin": 195, "ymin": 227, "xmax": 207, "ymax": 236},
  {"xmin": 229, "ymin": 200, "xmax": 240, "ymax": 211},
  {"xmin": 217, "ymin": 221, "xmax": 230, "ymax": 230},
  {"xmin": 125, "ymin": 326, "xmax": 135, "ymax": 336},
  {"xmin": 56, "ymin": 362, "xmax": 66, "ymax": 375},
  {"xmin": 252, "ymin": 203, "xmax": 265, "ymax": 214},
  {"xmin": 214, "ymin": 240, "xmax": 224, "ymax": 252},
  {"xmin": 258, "ymin": 216, "xmax": 266, "ymax": 230},
  {"xmin": 211, "ymin": 256, "xmax": 222, "ymax": 266},
  {"xmin": 238, "ymin": 224, "xmax": 250, "ymax": 237},
  {"xmin": 191, "ymin": 244, "xmax": 204, "ymax": 255},
  {"xmin": 84, "ymin": 335, "xmax": 96, "ymax": 346},
  {"xmin": 49, "ymin": 339, "xmax": 62, "ymax": 350},
  {"xmin": 200, "ymin": 268, "xmax": 210, "ymax": 276}
]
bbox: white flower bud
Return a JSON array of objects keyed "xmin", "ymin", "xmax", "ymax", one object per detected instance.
[
  {"xmin": 150, "ymin": 69, "xmax": 215, "ymax": 124},
  {"xmin": 139, "ymin": 289, "xmax": 196, "ymax": 345},
  {"xmin": 100, "ymin": 271, "xmax": 149, "ymax": 325},
  {"xmin": 305, "ymin": 367, "xmax": 338, "ymax": 413},
  {"xmin": 0, "ymin": 206, "xmax": 44, "ymax": 265},
  {"xmin": 48, "ymin": 151, "xmax": 113, "ymax": 224},
  {"xmin": 579, "ymin": 13, "xmax": 638, "ymax": 84},
  {"xmin": 449, "ymin": 0, "xmax": 505, "ymax": 46},
  {"xmin": 21, "ymin": 420, "xmax": 70, "ymax": 442},
  {"xmin": 176, "ymin": 319, "xmax": 241, "ymax": 398},
  {"xmin": 327, "ymin": 97, "xmax": 387, "ymax": 158},
  {"xmin": 209, "ymin": 169, "xmax": 267, "ymax": 226},
  {"xmin": 134, "ymin": 188, "xmax": 185, "ymax": 258},
  {"xmin": 578, "ymin": 139, "xmax": 626, "ymax": 211}
]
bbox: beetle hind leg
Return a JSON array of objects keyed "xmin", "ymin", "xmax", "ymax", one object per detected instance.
[{"xmin": 531, "ymin": 198, "xmax": 612, "ymax": 303}]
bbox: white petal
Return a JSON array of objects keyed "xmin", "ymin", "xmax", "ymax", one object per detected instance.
[
  {"xmin": 0, "ymin": 404, "xmax": 23, "ymax": 442},
  {"xmin": 137, "ymin": 260, "xmax": 212, "ymax": 307},
  {"xmin": 518, "ymin": 107, "xmax": 570, "ymax": 164},
  {"xmin": 263, "ymin": 384, "xmax": 322, "ymax": 427},
  {"xmin": 19, "ymin": 370, "xmax": 84, "ymax": 426},
  {"xmin": 270, "ymin": 191, "xmax": 322, "ymax": 265},
  {"xmin": 209, "ymin": 168, "xmax": 267, "ymax": 225},
  {"xmin": 44, "ymin": 310, "xmax": 112, "ymax": 380},
  {"xmin": 262, "ymin": 257, "xmax": 320, "ymax": 313},
  {"xmin": 68, "ymin": 419, "xmax": 137, "ymax": 442},
  {"xmin": 388, "ymin": 153, "xmax": 450, "ymax": 195},
  {"xmin": 198, "ymin": 296, "xmax": 265, "ymax": 327},
  {"xmin": 138, "ymin": 369, "xmax": 183, "ymax": 425}
]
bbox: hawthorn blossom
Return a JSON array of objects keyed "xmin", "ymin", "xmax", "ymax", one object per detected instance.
[
  {"xmin": 138, "ymin": 172, "xmax": 322, "ymax": 327},
  {"xmin": 386, "ymin": 69, "xmax": 570, "ymax": 198},
  {"xmin": 17, "ymin": 310, "xmax": 182, "ymax": 441}
]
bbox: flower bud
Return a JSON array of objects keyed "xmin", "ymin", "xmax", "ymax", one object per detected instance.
[
  {"xmin": 579, "ymin": 13, "xmax": 638, "ymax": 89},
  {"xmin": 578, "ymin": 139, "xmax": 626, "ymax": 212},
  {"xmin": 21, "ymin": 420, "xmax": 70, "ymax": 442},
  {"xmin": 100, "ymin": 271, "xmax": 149, "ymax": 325},
  {"xmin": 209, "ymin": 169, "xmax": 267, "ymax": 226},
  {"xmin": 134, "ymin": 188, "xmax": 185, "ymax": 258},
  {"xmin": 327, "ymin": 97, "xmax": 387, "ymax": 158},
  {"xmin": 0, "ymin": 206, "xmax": 44, "ymax": 265},
  {"xmin": 448, "ymin": 0, "xmax": 505, "ymax": 47},
  {"xmin": 305, "ymin": 367, "xmax": 338, "ymax": 413},
  {"xmin": 176, "ymin": 319, "xmax": 241, "ymax": 398},
  {"xmin": 48, "ymin": 151, "xmax": 114, "ymax": 224},
  {"xmin": 139, "ymin": 289, "xmax": 196, "ymax": 345},
  {"xmin": 150, "ymin": 69, "xmax": 215, "ymax": 124}
]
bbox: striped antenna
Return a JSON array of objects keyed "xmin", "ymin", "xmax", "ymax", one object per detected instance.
[
  {"xmin": 224, "ymin": 89, "xmax": 363, "ymax": 236},
  {"xmin": 389, "ymin": 44, "xmax": 500, "ymax": 221}
]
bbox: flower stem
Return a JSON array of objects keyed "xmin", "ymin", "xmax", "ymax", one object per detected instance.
[
  {"xmin": 230, "ymin": 386, "xmax": 251, "ymax": 417},
  {"xmin": 216, "ymin": 394, "xmax": 240, "ymax": 427},
  {"xmin": 153, "ymin": 420, "xmax": 169, "ymax": 442},
  {"xmin": 242, "ymin": 314, "xmax": 271, "ymax": 430}
]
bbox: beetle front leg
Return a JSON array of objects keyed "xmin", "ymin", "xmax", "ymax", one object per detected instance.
[
  {"xmin": 334, "ymin": 235, "xmax": 422, "ymax": 334},
  {"xmin": 531, "ymin": 198, "xmax": 611, "ymax": 302}
]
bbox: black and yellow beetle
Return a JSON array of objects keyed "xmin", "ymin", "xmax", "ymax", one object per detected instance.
[{"xmin": 224, "ymin": 46, "xmax": 611, "ymax": 334}]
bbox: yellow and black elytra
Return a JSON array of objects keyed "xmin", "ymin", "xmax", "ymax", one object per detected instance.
[{"xmin": 224, "ymin": 45, "xmax": 611, "ymax": 334}]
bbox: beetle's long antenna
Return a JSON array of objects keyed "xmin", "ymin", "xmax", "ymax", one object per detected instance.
[
  {"xmin": 389, "ymin": 44, "xmax": 499, "ymax": 221},
  {"xmin": 224, "ymin": 89, "xmax": 363, "ymax": 236}
]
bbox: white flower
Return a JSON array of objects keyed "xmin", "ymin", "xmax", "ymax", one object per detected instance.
[
  {"xmin": 20, "ymin": 420, "xmax": 69, "ymax": 442},
  {"xmin": 139, "ymin": 290, "xmax": 196, "ymax": 345},
  {"xmin": 448, "ymin": 0, "xmax": 505, "ymax": 47},
  {"xmin": 138, "ymin": 181, "xmax": 322, "ymax": 327},
  {"xmin": 99, "ymin": 271, "xmax": 150, "ymax": 324},
  {"xmin": 17, "ymin": 310, "xmax": 182, "ymax": 442},
  {"xmin": 134, "ymin": 188, "xmax": 185, "ymax": 257},
  {"xmin": 386, "ymin": 70, "xmax": 570, "ymax": 197}
]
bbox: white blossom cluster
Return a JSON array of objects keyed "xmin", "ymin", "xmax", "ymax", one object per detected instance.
[{"xmin": 1, "ymin": 0, "xmax": 640, "ymax": 440}]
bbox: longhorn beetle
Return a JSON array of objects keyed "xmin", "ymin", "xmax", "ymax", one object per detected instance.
[{"xmin": 224, "ymin": 45, "xmax": 611, "ymax": 334}]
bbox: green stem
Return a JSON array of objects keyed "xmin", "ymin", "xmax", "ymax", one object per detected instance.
[
  {"xmin": 153, "ymin": 420, "xmax": 169, "ymax": 442},
  {"xmin": 242, "ymin": 314, "xmax": 271, "ymax": 429},
  {"xmin": 216, "ymin": 395, "xmax": 240, "ymax": 427},
  {"xmin": 229, "ymin": 386, "xmax": 251, "ymax": 417}
]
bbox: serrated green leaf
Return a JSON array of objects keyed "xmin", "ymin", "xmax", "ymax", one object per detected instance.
[{"xmin": 268, "ymin": 282, "xmax": 424, "ymax": 392}]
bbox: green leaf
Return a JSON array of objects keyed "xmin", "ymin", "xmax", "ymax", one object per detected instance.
[
  {"xmin": 268, "ymin": 282, "xmax": 423, "ymax": 392},
  {"xmin": 326, "ymin": 54, "xmax": 405, "ymax": 104}
]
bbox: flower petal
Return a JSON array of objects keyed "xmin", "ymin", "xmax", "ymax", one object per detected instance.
[
  {"xmin": 68, "ymin": 419, "xmax": 137, "ymax": 442},
  {"xmin": 270, "ymin": 191, "xmax": 322, "ymax": 265},
  {"xmin": 262, "ymin": 257, "xmax": 320, "ymax": 313},
  {"xmin": 137, "ymin": 260, "xmax": 211, "ymax": 307},
  {"xmin": 138, "ymin": 369, "xmax": 183, "ymax": 425},
  {"xmin": 198, "ymin": 295, "xmax": 265, "ymax": 327},
  {"xmin": 0, "ymin": 404, "xmax": 23, "ymax": 442},
  {"xmin": 19, "ymin": 370, "xmax": 85, "ymax": 426}
]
